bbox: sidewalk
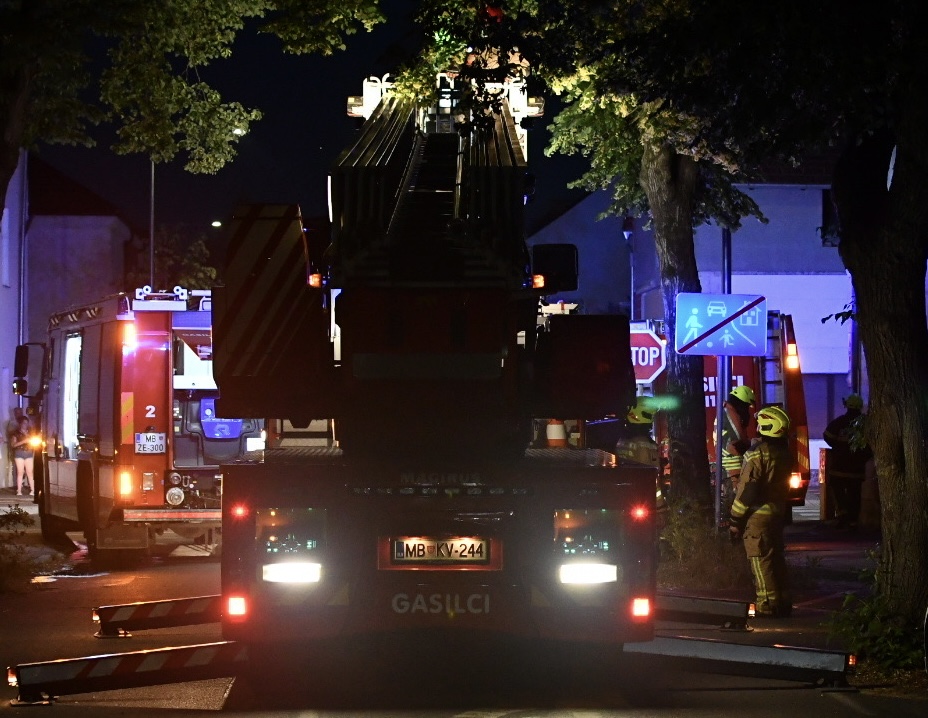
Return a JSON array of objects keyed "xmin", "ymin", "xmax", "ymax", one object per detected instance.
[{"xmin": 0, "ymin": 486, "xmax": 38, "ymax": 515}]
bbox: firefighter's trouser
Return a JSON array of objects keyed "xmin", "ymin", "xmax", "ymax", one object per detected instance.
[
  {"xmin": 742, "ymin": 510, "xmax": 790, "ymax": 613},
  {"xmin": 828, "ymin": 473, "xmax": 865, "ymax": 526}
]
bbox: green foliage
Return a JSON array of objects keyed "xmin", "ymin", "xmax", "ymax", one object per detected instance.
[
  {"xmin": 657, "ymin": 497, "xmax": 753, "ymax": 592},
  {"xmin": 821, "ymin": 301, "xmax": 856, "ymax": 326},
  {"xmin": 0, "ymin": 506, "xmax": 48, "ymax": 593},
  {"xmin": 127, "ymin": 224, "xmax": 218, "ymax": 291},
  {"xmin": 827, "ymin": 550, "xmax": 926, "ymax": 670},
  {"xmin": 2, "ymin": 0, "xmax": 385, "ymax": 179}
]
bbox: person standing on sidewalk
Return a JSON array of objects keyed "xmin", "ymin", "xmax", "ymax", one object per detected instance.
[
  {"xmin": 729, "ymin": 405, "xmax": 793, "ymax": 618},
  {"xmin": 11, "ymin": 415, "xmax": 35, "ymax": 496},
  {"xmin": 5, "ymin": 407, "xmax": 25, "ymax": 488},
  {"xmin": 823, "ymin": 393, "xmax": 872, "ymax": 530}
]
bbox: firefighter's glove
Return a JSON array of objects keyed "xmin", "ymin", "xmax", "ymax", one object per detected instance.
[{"xmin": 728, "ymin": 516, "xmax": 746, "ymax": 543}]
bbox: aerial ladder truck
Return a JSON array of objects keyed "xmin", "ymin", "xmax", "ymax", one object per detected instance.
[{"xmin": 211, "ymin": 73, "xmax": 657, "ymax": 666}]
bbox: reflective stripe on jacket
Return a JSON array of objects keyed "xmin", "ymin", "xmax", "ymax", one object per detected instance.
[{"xmin": 730, "ymin": 438, "xmax": 793, "ymax": 521}]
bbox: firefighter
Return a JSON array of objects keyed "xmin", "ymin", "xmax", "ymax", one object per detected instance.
[
  {"xmin": 719, "ymin": 384, "xmax": 755, "ymax": 512},
  {"xmin": 823, "ymin": 393, "xmax": 872, "ymax": 530},
  {"xmin": 729, "ymin": 405, "xmax": 793, "ymax": 618},
  {"xmin": 615, "ymin": 398, "xmax": 665, "ymax": 507},
  {"xmin": 614, "ymin": 400, "xmax": 659, "ymax": 466}
]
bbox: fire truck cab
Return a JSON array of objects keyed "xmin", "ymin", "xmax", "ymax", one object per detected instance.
[{"xmin": 13, "ymin": 286, "xmax": 264, "ymax": 559}]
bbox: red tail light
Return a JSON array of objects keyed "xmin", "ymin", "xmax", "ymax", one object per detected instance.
[
  {"xmin": 226, "ymin": 595, "xmax": 248, "ymax": 621},
  {"xmin": 631, "ymin": 504, "xmax": 650, "ymax": 521},
  {"xmin": 631, "ymin": 597, "xmax": 651, "ymax": 618},
  {"xmin": 230, "ymin": 503, "xmax": 249, "ymax": 519}
]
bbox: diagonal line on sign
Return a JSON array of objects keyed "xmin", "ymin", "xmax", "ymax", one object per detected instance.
[{"xmin": 679, "ymin": 296, "xmax": 764, "ymax": 353}]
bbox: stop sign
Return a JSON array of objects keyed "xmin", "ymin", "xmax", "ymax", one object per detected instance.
[{"xmin": 630, "ymin": 329, "xmax": 666, "ymax": 383}]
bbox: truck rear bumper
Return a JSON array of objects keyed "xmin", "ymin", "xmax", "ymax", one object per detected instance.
[{"xmin": 222, "ymin": 581, "xmax": 654, "ymax": 646}]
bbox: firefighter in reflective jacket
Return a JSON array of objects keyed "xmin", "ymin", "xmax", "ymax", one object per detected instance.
[
  {"xmin": 720, "ymin": 385, "xmax": 754, "ymax": 481},
  {"xmin": 614, "ymin": 400, "xmax": 659, "ymax": 467},
  {"xmin": 729, "ymin": 405, "xmax": 793, "ymax": 618},
  {"xmin": 615, "ymin": 399, "xmax": 665, "ymax": 507}
]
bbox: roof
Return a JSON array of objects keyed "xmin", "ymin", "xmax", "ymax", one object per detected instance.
[{"xmin": 28, "ymin": 155, "xmax": 123, "ymax": 218}]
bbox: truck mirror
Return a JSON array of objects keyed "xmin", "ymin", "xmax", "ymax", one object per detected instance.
[
  {"xmin": 532, "ymin": 243, "xmax": 578, "ymax": 293},
  {"xmin": 13, "ymin": 343, "xmax": 46, "ymax": 398}
]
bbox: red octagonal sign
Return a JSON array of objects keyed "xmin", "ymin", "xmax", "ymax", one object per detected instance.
[{"xmin": 630, "ymin": 329, "xmax": 666, "ymax": 383}]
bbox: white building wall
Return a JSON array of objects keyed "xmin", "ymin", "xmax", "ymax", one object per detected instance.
[
  {"xmin": 0, "ymin": 152, "xmax": 27, "ymax": 487},
  {"xmin": 26, "ymin": 216, "xmax": 128, "ymax": 343}
]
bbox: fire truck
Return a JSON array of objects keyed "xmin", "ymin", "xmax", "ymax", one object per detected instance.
[
  {"xmin": 211, "ymin": 74, "xmax": 657, "ymax": 661},
  {"xmin": 12, "ymin": 286, "xmax": 264, "ymax": 559}
]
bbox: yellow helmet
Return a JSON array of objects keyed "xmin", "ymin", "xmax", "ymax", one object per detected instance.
[
  {"xmin": 843, "ymin": 394, "xmax": 863, "ymax": 411},
  {"xmin": 730, "ymin": 385, "xmax": 755, "ymax": 404},
  {"xmin": 756, "ymin": 406, "xmax": 790, "ymax": 438},
  {"xmin": 626, "ymin": 399, "xmax": 656, "ymax": 424}
]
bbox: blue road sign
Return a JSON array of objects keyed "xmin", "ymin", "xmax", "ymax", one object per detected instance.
[{"xmin": 674, "ymin": 293, "xmax": 767, "ymax": 356}]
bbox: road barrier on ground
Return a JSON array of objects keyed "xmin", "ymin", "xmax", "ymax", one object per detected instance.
[
  {"xmin": 93, "ymin": 595, "xmax": 222, "ymax": 638},
  {"xmin": 7, "ymin": 641, "xmax": 248, "ymax": 705},
  {"xmin": 654, "ymin": 593, "xmax": 751, "ymax": 630},
  {"xmin": 625, "ymin": 636, "xmax": 854, "ymax": 687}
]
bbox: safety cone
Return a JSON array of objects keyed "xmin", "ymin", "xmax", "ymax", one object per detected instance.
[{"xmin": 546, "ymin": 419, "xmax": 568, "ymax": 447}]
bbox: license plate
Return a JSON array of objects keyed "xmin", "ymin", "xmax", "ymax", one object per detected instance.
[
  {"xmin": 393, "ymin": 537, "xmax": 489, "ymax": 564},
  {"xmin": 135, "ymin": 432, "xmax": 166, "ymax": 454}
]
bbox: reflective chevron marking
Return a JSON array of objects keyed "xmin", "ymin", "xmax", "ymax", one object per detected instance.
[
  {"xmin": 9, "ymin": 641, "xmax": 248, "ymax": 704},
  {"xmin": 93, "ymin": 595, "xmax": 221, "ymax": 637}
]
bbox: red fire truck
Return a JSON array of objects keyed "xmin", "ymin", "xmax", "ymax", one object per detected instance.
[
  {"xmin": 12, "ymin": 287, "xmax": 264, "ymax": 559},
  {"xmin": 212, "ymin": 75, "xmax": 657, "ymax": 662}
]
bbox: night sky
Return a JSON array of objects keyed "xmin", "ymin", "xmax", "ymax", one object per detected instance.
[{"xmin": 36, "ymin": 4, "xmax": 587, "ymax": 238}]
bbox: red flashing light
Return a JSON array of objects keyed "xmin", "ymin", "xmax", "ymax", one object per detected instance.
[
  {"xmin": 631, "ymin": 505, "xmax": 650, "ymax": 521},
  {"xmin": 785, "ymin": 343, "xmax": 800, "ymax": 370},
  {"xmin": 230, "ymin": 504, "xmax": 249, "ymax": 519}
]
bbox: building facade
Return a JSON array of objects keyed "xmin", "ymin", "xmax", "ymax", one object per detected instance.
[
  {"xmin": 528, "ymin": 181, "xmax": 858, "ymax": 449},
  {"xmin": 0, "ymin": 152, "xmax": 131, "ymax": 488}
]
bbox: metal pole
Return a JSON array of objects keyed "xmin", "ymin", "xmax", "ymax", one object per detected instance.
[
  {"xmin": 715, "ymin": 227, "xmax": 733, "ymax": 529},
  {"xmin": 623, "ymin": 217, "xmax": 635, "ymax": 321},
  {"xmin": 629, "ymin": 244, "xmax": 635, "ymax": 321},
  {"xmin": 149, "ymin": 160, "xmax": 155, "ymax": 289}
]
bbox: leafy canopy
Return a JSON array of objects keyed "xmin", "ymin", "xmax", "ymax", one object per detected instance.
[{"xmin": 2, "ymin": 0, "xmax": 384, "ymax": 173}]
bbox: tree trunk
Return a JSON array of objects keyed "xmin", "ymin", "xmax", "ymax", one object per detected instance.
[
  {"xmin": 639, "ymin": 144, "xmax": 711, "ymax": 505},
  {"xmin": 832, "ymin": 118, "xmax": 928, "ymax": 625}
]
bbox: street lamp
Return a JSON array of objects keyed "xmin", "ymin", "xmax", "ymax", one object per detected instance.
[
  {"xmin": 622, "ymin": 216, "xmax": 635, "ymax": 321},
  {"xmin": 149, "ymin": 159, "xmax": 155, "ymax": 289}
]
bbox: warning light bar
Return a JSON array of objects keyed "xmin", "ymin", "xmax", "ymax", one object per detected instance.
[{"xmin": 785, "ymin": 343, "xmax": 800, "ymax": 370}]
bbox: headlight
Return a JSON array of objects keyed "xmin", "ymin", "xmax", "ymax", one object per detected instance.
[
  {"xmin": 558, "ymin": 562, "xmax": 618, "ymax": 584},
  {"xmin": 555, "ymin": 509, "xmax": 621, "ymax": 584},
  {"xmin": 263, "ymin": 562, "xmax": 322, "ymax": 584},
  {"xmin": 165, "ymin": 487, "xmax": 185, "ymax": 506}
]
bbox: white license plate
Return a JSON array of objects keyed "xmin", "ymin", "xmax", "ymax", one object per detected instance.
[
  {"xmin": 135, "ymin": 432, "xmax": 166, "ymax": 454},
  {"xmin": 393, "ymin": 537, "xmax": 489, "ymax": 564}
]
